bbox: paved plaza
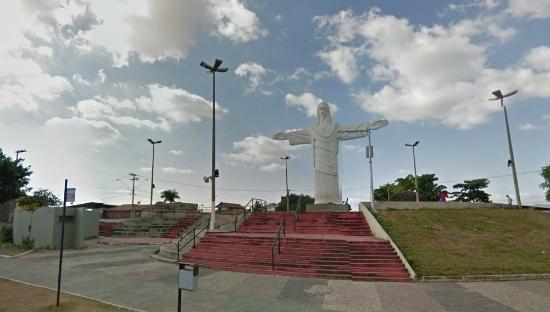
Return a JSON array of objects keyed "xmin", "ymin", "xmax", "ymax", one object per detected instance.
[{"xmin": 1, "ymin": 243, "xmax": 549, "ymax": 312}]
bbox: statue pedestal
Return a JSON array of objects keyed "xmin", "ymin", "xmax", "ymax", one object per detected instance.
[{"xmin": 306, "ymin": 203, "xmax": 350, "ymax": 212}]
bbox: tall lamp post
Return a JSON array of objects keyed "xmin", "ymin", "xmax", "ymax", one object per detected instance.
[
  {"xmin": 281, "ymin": 156, "xmax": 290, "ymax": 212},
  {"xmin": 147, "ymin": 138, "xmax": 162, "ymax": 206},
  {"xmin": 490, "ymin": 89, "xmax": 521, "ymax": 209},
  {"xmin": 405, "ymin": 141, "xmax": 420, "ymax": 202},
  {"xmin": 200, "ymin": 58, "xmax": 228, "ymax": 230}
]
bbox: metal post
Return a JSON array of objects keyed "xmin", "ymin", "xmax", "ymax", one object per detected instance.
[
  {"xmin": 177, "ymin": 288, "xmax": 182, "ymax": 312},
  {"xmin": 412, "ymin": 146, "xmax": 419, "ymax": 202},
  {"xmin": 56, "ymin": 179, "xmax": 68, "ymax": 307},
  {"xmin": 285, "ymin": 162, "xmax": 291, "ymax": 212},
  {"xmin": 502, "ymin": 99, "xmax": 522, "ymax": 209},
  {"xmin": 193, "ymin": 228, "xmax": 196, "ymax": 248},
  {"xmin": 150, "ymin": 144, "xmax": 155, "ymax": 206},
  {"xmin": 210, "ymin": 71, "xmax": 216, "ymax": 231},
  {"xmin": 368, "ymin": 131, "xmax": 375, "ymax": 211}
]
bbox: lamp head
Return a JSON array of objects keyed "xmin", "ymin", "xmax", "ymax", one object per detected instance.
[
  {"xmin": 492, "ymin": 90, "xmax": 503, "ymax": 99},
  {"xmin": 203, "ymin": 176, "xmax": 210, "ymax": 183}
]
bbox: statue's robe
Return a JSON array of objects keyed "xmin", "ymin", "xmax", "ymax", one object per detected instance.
[{"xmin": 285, "ymin": 122, "xmax": 373, "ymax": 204}]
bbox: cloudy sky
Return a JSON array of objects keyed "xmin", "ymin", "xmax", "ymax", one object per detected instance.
[{"xmin": 1, "ymin": 0, "xmax": 549, "ymax": 208}]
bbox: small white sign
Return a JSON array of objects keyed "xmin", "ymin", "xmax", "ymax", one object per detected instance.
[{"xmin": 66, "ymin": 188, "xmax": 76, "ymax": 203}]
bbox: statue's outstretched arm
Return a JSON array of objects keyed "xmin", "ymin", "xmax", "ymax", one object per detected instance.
[
  {"xmin": 273, "ymin": 129, "xmax": 311, "ymax": 145},
  {"xmin": 338, "ymin": 119, "xmax": 389, "ymax": 140}
]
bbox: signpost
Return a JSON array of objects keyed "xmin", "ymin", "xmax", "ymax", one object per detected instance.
[
  {"xmin": 178, "ymin": 263, "xmax": 199, "ymax": 312},
  {"xmin": 56, "ymin": 180, "xmax": 75, "ymax": 307}
]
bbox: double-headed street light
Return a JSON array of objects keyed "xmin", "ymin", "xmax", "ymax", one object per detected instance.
[
  {"xmin": 280, "ymin": 156, "xmax": 290, "ymax": 212},
  {"xmin": 405, "ymin": 141, "xmax": 420, "ymax": 202},
  {"xmin": 490, "ymin": 89, "xmax": 521, "ymax": 209},
  {"xmin": 15, "ymin": 149, "xmax": 27, "ymax": 161},
  {"xmin": 200, "ymin": 58, "xmax": 228, "ymax": 230},
  {"xmin": 147, "ymin": 138, "xmax": 162, "ymax": 206}
]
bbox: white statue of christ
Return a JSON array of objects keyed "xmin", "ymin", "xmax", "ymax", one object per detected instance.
[{"xmin": 273, "ymin": 102, "xmax": 389, "ymax": 204}]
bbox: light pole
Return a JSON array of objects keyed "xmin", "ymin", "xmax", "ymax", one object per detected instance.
[
  {"xmin": 200, "ymin": 58, "xmax": 228, "ymax": 230},
  {"xmin": 366, "ymin": 131, "xmax": 375, "ymax": 211},
  {"xmin": 15, "ymin": 149, "xmax": 27, "ymax": 161},
  {"xmin": 147, "ymin": 138, "xmax": 162, "ymax": 207},
  {"xmin": 281, "ymin": 156, "xmax": 290, "ymax": 212},
  {"xmin": 490, "ymin": 89, "xmax": 521, "ymax": 209},
  {"xmin": 405, "ymin": 141, "xmax": 420, "ymax": 202}
]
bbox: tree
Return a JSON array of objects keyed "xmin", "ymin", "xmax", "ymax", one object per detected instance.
[
  {"xmin": 160, "ymin": 189, "xmax": 180, "ymax": 203},
  {"xmin": 451, "ymin": 179, "xmax": 491, "ymax": 203},
  {"xmin": 17, "ymin": 188, "xmax": 61, "ymax": 235},
  {"xmin": 374, "ymin": 174, "xmax": 447, "ymax": 201},
  {"xmin": 0, "ymin": 149, "xmax": 32, "ymax": 203},
  {"xmin": 277, "ymin": 193, "xmax": 314, "ymax": 211},
  {"xmin": 541, "ymin": 165, "xmax": 550, "ymax": 201}
]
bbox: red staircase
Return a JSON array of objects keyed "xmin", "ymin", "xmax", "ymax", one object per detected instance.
[
  {"xmin": 181, "ymin": 211, "xmax": 410, "ymax": 282},
  {"xmin": 161, "ymin": 214, "xmax": 201, "ymax": 238}
]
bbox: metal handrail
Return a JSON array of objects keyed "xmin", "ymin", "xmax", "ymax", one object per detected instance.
[
  {"xmin": 176, "ymin": 221, "xmax": 209, "ymax": 260},
  {"xmin": 271, "ymin": 218, "xmax": 286, "ymax": 270}
]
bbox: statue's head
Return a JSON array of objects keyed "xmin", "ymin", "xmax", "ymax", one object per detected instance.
[{"xmin": 317, "ymin": 101, "xmax": 332, "ymax": 125}]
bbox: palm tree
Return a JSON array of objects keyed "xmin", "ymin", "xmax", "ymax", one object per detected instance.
[{"xmin": 160, "ymin": 189, "xmax": 180, "ymax": 203}]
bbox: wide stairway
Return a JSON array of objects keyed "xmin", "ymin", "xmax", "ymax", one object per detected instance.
[
  {"xmin": 161, "ymin": 214, "xmax": 201, "ymax": 238},
  {"xmin": 181, "ymin": 212, "xmax": 411, "ymax": 281}
]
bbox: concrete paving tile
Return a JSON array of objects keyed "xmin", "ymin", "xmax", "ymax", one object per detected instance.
[
  {"xmin": 215, "ymin": 295, "xmax": 325, "ymax": 312},
  {"xmin": 229, "ymin": 273, "xmax": 288, "ymax": 300},
  {"xmin": 426, "ymin": 283, "xmax": 517, "ymax": 312},
  {"xmin": 323, "ymin": 280, "xmax": 382, "ymax": 312},
  {"xmin": 461, "ymin": 281, "xmax": 550, "ymax": 312},
  {"xmin": 96, "ymin": 260, "xmax": 168, "ymax": 275},
  {"xmin": 198, "ymin": 270, "xmax": 250, "ymax": 293},
  {"xmin": 376, "ymin": 282, "xmax": 446, "ymax": 312},
  {"xmin": 504, "ymin": 280, "xmax": 550, "ymax": 298},
  {"xmin": 279, "ymin": 277, "xmax": 327, "ymax": 308}
]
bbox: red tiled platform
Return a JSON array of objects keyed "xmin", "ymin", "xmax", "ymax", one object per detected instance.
[{"xmin": 181, "ymin": 212, "xmax": 411, "ymax": 282}]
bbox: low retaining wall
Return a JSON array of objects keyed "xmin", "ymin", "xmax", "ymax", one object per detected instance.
[
  {"xmin": 359, "ymin": 203, "xmax": 417, "ymax": 280},
  {"xmin": 363, "ymin": 201, "xmax": 511, "ymax": 211}
]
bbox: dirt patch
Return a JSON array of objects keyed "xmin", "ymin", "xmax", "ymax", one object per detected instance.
[{"xmin": 0, "ymin": 278, "xmax": 133, "ymax": 312}]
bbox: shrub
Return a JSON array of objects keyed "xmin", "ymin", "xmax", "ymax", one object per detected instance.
[
  {"xmin": 20, "ymin": 235, "xmax": 34, "ymax": 250},
  {"xmin": 0, "ymin": 224, "xmax": 13, "ymax": 243}
]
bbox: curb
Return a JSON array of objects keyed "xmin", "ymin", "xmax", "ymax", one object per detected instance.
[
  {"xmin": 419, "ymin": 273, "xmax": 550, "ymax": 282},
  {"xmin": 0, "ymin": 275, "xmax": 146, "ymax": 312},
  {"xmin": 0, "ymin": 248, "xmax": 35, "ymax": 258}
]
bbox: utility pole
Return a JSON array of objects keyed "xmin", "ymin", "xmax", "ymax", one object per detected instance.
[
  {"xmin": 129, "ymin": 173, "xmax": 138, "ymax": 218},
  {"xmin": 490, "ymin": 90, "xmax": 521, "ymax": 209},
  {"xmin": 367, "ymin": 131, "xmax": 375, "ymax": 211}
]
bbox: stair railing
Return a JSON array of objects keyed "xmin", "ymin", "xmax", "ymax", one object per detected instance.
[
  {"xmin": 233, "ymin": 198, "xmax": 268, "ymax": 232},
  {"xmin": 176, "ymin": 219, "xmax": 210, "ymax": 260},
  {"xmin": 271, "ymin": 218, "xmax": 286, "ymax": 270}
]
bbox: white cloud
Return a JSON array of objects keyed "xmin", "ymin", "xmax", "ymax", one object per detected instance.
[
  {"xmin": 260, "ymin": 162, "xmax": 285, "ymax": 172},
  {"xmin": 170, "ymin": 150, "xmax": 184, "ymax": 156},
  {"xmin": 73, "ymin": 99, "xmax": 114, "ymax": 119},
  {"xmin": 209, "ymin": 0, "xmax": 268, "ymax": 42},
  {"xmin": 318, "ymin": 45, "xmax": 359, "ymax": 84},
  {"xmin": 45, "ymin": 117, "xmax": 122, "ymax": 148},
  {"xmin": 342, "ymin": 144, "xmax": 362, "ymax": 153},
  {"xmin": 507, "ymin": 0, "xmax": 550, "ymax": 19},
  {"xmin": 125, "ymin": 0, "xmax": 266, "ymax": 62},
  {"xmin": 285, "ymin": 93, "xmax": 338, "ymax": 118},
  {"xmin": 223, "ymin": 135, "xmax": 300, "ymax": 168},
  {"xmin": 315, "ymin": 9, "xmax": 550, "ymax": 129},
  {"xmin": 108, "ymin": 115, "xmax": 171, "ymax": 131},
  {"xmin": 142, "ymin": 84, "xmax": 228, "ymax": 124},
  {"xmin": 543, "ymin": 114, "xmax": 550, "ymax": 120},
  {"xmin": 288, "ymin": 67, "xmax": 310, "ymax": 81},
  {"xmin": 162, "ymin": 167, "xmax": 194, "ymax": 175},
  {"xmin": 523, "ymin": 46, "xmax": 550, "ymax": 71},
  {"xmin": 519, "ymin": 123, "xmax": 537, "ymax": 131},
  {"xmin": 234, "ymin": 62, "xmax": 268, "ymax": 94}
]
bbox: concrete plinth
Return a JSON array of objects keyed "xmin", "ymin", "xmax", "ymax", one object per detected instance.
[{"xmin": 306, "ymin": 203, "xmax": 350, "ymax": 212}]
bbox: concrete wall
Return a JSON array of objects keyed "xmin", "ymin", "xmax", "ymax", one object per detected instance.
[
  {"xmin": 363, "ymin": 201, "xmax": 510, "ymax": 211},
  {"xmin": 82, "ymin": 209, "xmax": 101, "ymax": 238},
  {"xmin": 13, "ymin": 207, "xmax": 95, "ymax": 249}
]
